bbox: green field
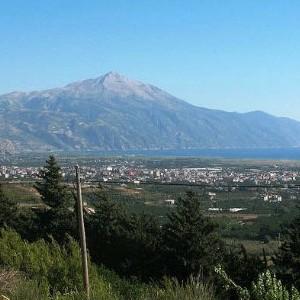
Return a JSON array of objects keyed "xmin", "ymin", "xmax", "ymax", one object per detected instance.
[{"xmin": 1, "ymin": 179, "xmax": 297, "ymax": 257}]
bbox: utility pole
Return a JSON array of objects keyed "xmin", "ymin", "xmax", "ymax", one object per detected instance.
[{"xmin": 75, "ymin": 165, "xmax": 90, "ymax": 299}]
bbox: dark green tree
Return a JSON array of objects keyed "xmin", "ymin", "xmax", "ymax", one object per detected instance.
[
  {"xmin": 221, "ymin": 244, "xmax": 266, "ymax": 299},
  {"xmin": 35, "ymin": 155, "xmax": 69, "ymax": 208},
  {"xmin": 162, "ymin": 191, "xmax": 222, "ymax": 280},
  {"xmin": 35, "ymin": 156, "xmax": 76, "ymax": 243},
  {"xmin": 86, "ymin": 186, "xmax": 162, "ymax": 280},
  {"xmin": 12, "ymin": 207, "xmax": 41, "ymax": 242},
  {"xmin": 122, "ymin": 213, "xmax": 163, "ymax": 280},
  {"xmin": 86, "ymin": 185, "xmax": 129, "ymax": 271},
  {"xmin": 274, "ymin": 214, "xmax": 300, "ymax": 289},
  {"xmin": 0, "ymin": 184, "xmax": 42, "ymax": 241},
  {"xmin": 0, "ymin": 184, "xmax": 17, "ymax": 227}
]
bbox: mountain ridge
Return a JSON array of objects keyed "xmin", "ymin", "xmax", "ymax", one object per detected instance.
[{"xmin": 1, "ymin": 72, "xmax": 300, "ymax": 152}]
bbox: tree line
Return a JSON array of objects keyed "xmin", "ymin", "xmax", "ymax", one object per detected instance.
[{"xmin": 1, "ymin": 155, "xmax": 300, "ymax": 299}]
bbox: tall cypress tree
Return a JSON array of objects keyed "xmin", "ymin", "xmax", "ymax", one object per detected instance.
[
  {"xmin": 35, "ymin": 155, "xmax": 76, "ymax": 242},
  {"xmin": 35, "ymin": 155, "xmax": 69, "ymax": 208},
  {"xmin": 162, "ymin": 191, "xmax": 222, "ymax": 280}
]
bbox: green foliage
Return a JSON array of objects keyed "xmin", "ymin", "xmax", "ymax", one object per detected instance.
[
  {"xmin": 215, "ymin": 265, "xmax": 250, "ymax": 300},
  {"xmin": 12, "ymin": 207, "xmax": 41, "ymax": 242},
  {"xmin": 7, "ymin": 279, "xmax": 49, "ymax": 300},
  {"xmin": 223, "ymin": 244, "xmax": 266, "ymax": 288},
  {"xmin": 125, "ymin": 213, "xmax": 162, "ymax": 280},
  {"xmin": 215, "ymin": 265, "xmax": 300, "ymax": 300},
  {"xmin": 3, "ymin": 156, "xmax": 300, "ymax": 299},
  {"xmin": 0, "ymin": 183, "xmax": 40, "ymax": 204},
  {"xmin": 0, "ymin": 184, "xmax": 17, "ymax": 228},
  {"xmin": 34, "ymin": 155, "xmax": 76, "ymax": 242},
  {"xmin": 35, "ymin": 155, "xmax": 70, "ymax": 209},
  {"xmin": 3, "ymin": 276, "xmax": 216, "ymax": 300},
  {"xmin": 3, "ymin": 276, "xmax": 119, "ymax": 300},
  {"xmin": 219, "ymin": 215, "xmax": 285, "ymax": 242},
  {"xmin": 0, "ymin": 183, "xmax": 46, "ymax": 242},
  {"xmin": 162, "ymin": 191, "xmax": 222, "ymax": 280},
  {"xmin": 0, "ymin": 229, "xmax": 84, "ymax": 294},
  {"xmin": 87, "ymin": 186, "xmax": 130, "ymax": 271},
  {"xmin": 87, "ymin": 186, "xmax": 162, "ymax": 280},
  {"xmin": 37, "ymin": 206, "xmax": 77, "ymax": 243},
  {"xmin": 0, "ymin": 269, "xmax": 23, "ymax": 296},
  {"xmin": 0, "ymin": 229, "xmax": 216, "ymax": 300},
  {"xmin": 274, "ymin": 213, "xmax": 300, "ymax": 289},
  {"xmin": 145, "ymin": 277, "xmax": 216, "ymax": 300},
  {"xmin": 251, "ymin": 271, "xmax": 300, "ymax": 300}
]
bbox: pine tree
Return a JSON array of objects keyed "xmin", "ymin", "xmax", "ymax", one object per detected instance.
[
  {"xmin": 274, "ymin": 214, "xmax": 300, "ymax": 289},
  {"xmin": 123, "ymin": 212, "xmax": 162, "ymax": 280},
  {"xmin": 162, "ymin": 191, "xmax": 222, "ymax": 280},
  {"xmin": 86, "ymin": 185, "xmax": 162, "ymax": 280},
  {"xmin": 35, "ymin": 156, "xmax": 76, "ymax": 242},
  {"xmin": 35, "ymin": 155, "xmax": 69, "ymax": 208},
  {"xmin": 0, "ymin": 184, "xmax": 17, "ymax": 227},
  {"xmin": 86, "ymin": 185, "xmax": 131, "ymax": 272}
]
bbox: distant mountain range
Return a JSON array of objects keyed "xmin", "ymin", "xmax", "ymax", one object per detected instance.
[{"xmin": 1, "ymin": 71, "xmax": 300, "ymax": 152}]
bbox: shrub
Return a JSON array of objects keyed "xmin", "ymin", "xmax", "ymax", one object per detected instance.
[
  {"xmin": 0, "ymin": 229, "xmax": 83, "ymax": 294},
  {"xmin": 0, "ymin": 229, "xmax": 148, "ymax": 299},
  {"xmin": 0, "ymin": 269, "xmax": 22, "ymax": 296},
  {"xmin": 0, "ymin": 229, "xmax": 117, "ymax": 296},
  {"xmin": 215, "ymin": 265, "xmax": 300, "ymax": 300},
  {"xmin": 145, "ymin": 277, "xmax": 216, "ymax": 300},
  {"xmin": 252, "ymin": 271, "xmax": 300, "ymax": 300},
  {"xmin": 7, "ymin": 279, "xmax": 49, "ymax": 300}
]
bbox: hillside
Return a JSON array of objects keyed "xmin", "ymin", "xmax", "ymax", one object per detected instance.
[{"xmin": 1, "ymin": 72, "xmax": 300, "ymax": 152}]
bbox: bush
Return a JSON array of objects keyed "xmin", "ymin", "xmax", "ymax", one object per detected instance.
[
  {"xmin": 215, "ymin": 265, "xmax": 300, "ymax": 300},
  {"xmin": 252, "ymin": 271, "xmax": 300, "ymax": 300},
  {"xmin": 0, "ymin": 269, "xmax": 22, "ymax": 296},
  {"xmin": 0, "ymin": 229, "xmax": 83, "ymax": 294},
  {"xmin": 145, "ymin": 277, "xmax": 216, "ymax": 300},
  {"xmin": 0, "ymin": 228, "xmax": 118, "ymax": 297},
  {"xmin": 7, "ymin": 279, "xmax": 49, "ymax": 300},
  {"xmin": 0, "ymin": 229, "xmax": 151, "ymax": 300}
]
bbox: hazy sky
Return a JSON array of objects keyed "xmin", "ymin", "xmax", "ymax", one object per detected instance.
[{"xmin": 1, "ymin": 1, "xmax": 300, "ymax": 120}]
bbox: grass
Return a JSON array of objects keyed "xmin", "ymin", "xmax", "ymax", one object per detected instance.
[
  {"xmin": 0, "ymin": 229, "xmax": 216, "ymax": 300},
  {"xmin": 2, "ymin": 183, "xmax": 40, "ymax": 204},
  {"xmin": 225, "ymin": 238, "xmax": 280, "ymax": 256},
  {"xmin": 2, "ymin": 276, "xmax": 217, "ymax": 300}
]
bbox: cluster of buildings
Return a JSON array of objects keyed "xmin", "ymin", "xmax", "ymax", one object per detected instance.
[
  {"xmin": 1, "ymin": 159, "xmax": 299, "ymax": 213},
  {"xmin": 1, "ymin": 161, "xmax": 299, "ymax": 187},
  {"xmin": 0, "ymin": 165, "xmax": 40, "ymax": 180},
  {"xmin": 76, "ymin": 165, "xmax": 299, "ymax": 187}
]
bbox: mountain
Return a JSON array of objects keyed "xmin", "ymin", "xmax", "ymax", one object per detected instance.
[{"xmin": 1, "ymin": 71, "xmax": 300, "ymax": 152}]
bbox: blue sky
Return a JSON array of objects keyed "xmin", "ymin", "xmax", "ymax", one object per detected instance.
[{"xmin": 1, "ymin": 1, "xmax": 300, "ymax": 120}]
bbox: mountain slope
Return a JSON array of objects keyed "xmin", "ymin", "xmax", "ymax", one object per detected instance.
[{"xmin": 1, "ymin": 72, "xmax": 300, "ymax": 152}]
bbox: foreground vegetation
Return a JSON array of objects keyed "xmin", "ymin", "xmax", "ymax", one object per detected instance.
[
  {"xmin": 1, "ymin": 229, "xmax": 299, "ymax": 300},
  {"xmin": 0, "ymin": 229, "xmax": 216, "ymax": 300},
  {"xmin": 1, "ymin": 155, "xmax": 300, "ymax": 299}
]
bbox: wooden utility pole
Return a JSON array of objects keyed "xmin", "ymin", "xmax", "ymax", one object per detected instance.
[{"xmin": 75, "ymin": 165, "xmax": 90, "ymax": 299}]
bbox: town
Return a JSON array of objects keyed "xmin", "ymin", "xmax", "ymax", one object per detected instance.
[{"xmin": 1, "ymin": 157, "xmax": 299, "ymax": 186}]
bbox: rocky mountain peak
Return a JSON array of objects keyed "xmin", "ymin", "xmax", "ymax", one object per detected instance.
[
  {"xmin": 101, "ymin": 71, "xmax": 126, "ymax": 82},
  {"xmin": 1, "ymin": 71, "xmax": 300, "ymax": 152},
  {"xmin": 63, "ymin": 71, "xmax": 168, "ymax": 100}
]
